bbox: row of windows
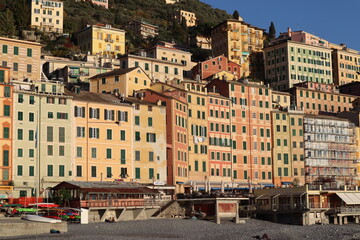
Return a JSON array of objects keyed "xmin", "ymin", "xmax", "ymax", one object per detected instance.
[
  {"xmin": 209, "ymin": 109, "xmax": 230, "ymax": 119},
  {"xmin": 177, "ymin": 151, "xmax": 187, "ymax": 162},
  {"xmin": 300, "ymin": 102, "xmax": 349, "ymax": 113},
  {"xmin": 17, "ymin": 165, "xmax": 68, "ymax": 177},
  {"xmin": 210, "ymin": 151, "xmax": 231, "ymax": 161},
  {"xmin": 230, "ymin": 84, "xmax": 269, "ymax": 96},
  {"xmin": 290, "ymin": 56, "xmax": 331, "ymax": 67},
  {"xmin": 209, "ymin": 97, "xmax": 229, "ymax": 106},
  {"xmin": 76, "ymin": 147, "xmax": 127, "ymax": 163},
  {"xmin": 177, "ymin": 132, "xmax": 187, "ymax": 144},
  {"xmin": 299, "ymin": 91, "xmax": 353, "ymax": 103},
  {"xmin": 1, "ymin": 61, "xmax": 32, "ymax": 73},
  {"xmin": 2, "ymin": 45, "xmax": 32, "ymax": 57},
  {"xmin": 192, "ymin": 161, "xmax": 206, "ymax": 172},
  {"xmin": 134, "ymin": 61, "xmax": 179, "ymax": 75}
]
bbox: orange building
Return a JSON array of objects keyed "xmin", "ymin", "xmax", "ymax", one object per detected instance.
[
  {"xmin": 0, "ymin": 68, "xmax": 12, "ymax": 185},
  {"xmin": 207, "ymin": 79, "xmax": 273, "ymax": 188}
]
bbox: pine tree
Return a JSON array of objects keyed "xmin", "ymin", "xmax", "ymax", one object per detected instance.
[
  {"xmin": 269, "ymin": 21, "xmax": 276, "ymax": 40},
  {"xmin": 232, "ymin": 10, "xmax": 240, "ymax": 20},
  {"xmin": 0, "ymin": 8, "xmax": 16, "ymax": 37}
]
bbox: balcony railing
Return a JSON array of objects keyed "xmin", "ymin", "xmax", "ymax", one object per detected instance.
[{"xmin": 80, "ymin": 199, "xmax": 144, "ymax": 208}]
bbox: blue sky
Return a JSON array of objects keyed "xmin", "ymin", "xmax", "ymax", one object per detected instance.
[{"xmin": 202, "ymin": 0, "xmax": 360, "ymax": 50}]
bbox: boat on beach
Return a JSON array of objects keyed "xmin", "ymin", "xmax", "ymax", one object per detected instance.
[{"xmin": 22, "ymin": 214, "xmax": 62, "ymax": 223}]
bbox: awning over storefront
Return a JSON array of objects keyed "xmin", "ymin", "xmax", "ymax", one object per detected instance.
[
  {"xmin": 260, "ymin": 183, "xmax": 275, "ymax": 188},
  {"xmin": 281, "ymin": 182, "xmax": 292, "ymax": 185},
  {"xmin": 336, "ymin": 193, "xmax": 360, "ymax": 205}
]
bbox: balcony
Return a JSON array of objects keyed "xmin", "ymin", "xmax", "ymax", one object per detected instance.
[{"xmin": 104, "ymin": 38, "xmax": 114, "ymax": 43}]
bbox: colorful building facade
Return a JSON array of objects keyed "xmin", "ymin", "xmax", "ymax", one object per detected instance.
[{"xmin": 30, "ymin": 0, "xmax": 63, "ymax": 33}]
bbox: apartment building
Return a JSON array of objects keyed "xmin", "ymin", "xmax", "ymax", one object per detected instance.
[
  {"xmin": 276, "ymin": 28, "xmax": 330, "ymax": 48},
  {"xmin": 0, "ymin": 68, "xmax": 12, "ymax": 186},
  {"xmin": 126, "ymin": 97, "xmax": 167, "ymax": 184},
  {"xmin": 207, "ymin": 92, "xmax": 232, "ymax": 185},
  {"xmin": 75, "ymin": 24, "xmax": 126, "ymax": 57},
  {"xmin": 271, "ymin": 90, "xmax": 291, "ymax": 109},
  {"xmin": 89, "ymin": 67, "xmax": 152, "ymax": 97},
  {"xmin": 175, "ymin": 10, "xmax": 197, "ymax": 27},
  {"xmin": 12, "ymin": 81, "xmax": 72, "ymax": 198},
  {"xmin": 118, "ymin": 54, "xmax": 183, "ymax": 83},
  {"xmin": 30, "ymin": 0, "xmax": 63, "ymax": 33},
  {"xmin": 182, "ymin": 80, "xmax": 209, "ymax": 184},
  {"xmin": 192, "ymin": 55, "xmax": 241, "ymax": 80},
  {"xmin": 207, "ymin": 79, "xmax": 273, "ymax": 187},
  {"xmin": 289, "ymin": 81, "xmax": 356, "ymax": 115},
  {"xmin": 127, "ymin": 20, "xmax": 159, "ymax": 39},
  {"xmin": 332, "ymin": 48, "xmax": 360, "ymax": 86},
  {"xmin": 271, "ymin": 109, "xmax": 305, "ymax": 187},
  {"xmin": 264, "ymin": 40, "xmax": 333, "ymax": 90},
  {"xmin": 0, "ymin": 37, "xmax": 42, "ymax": 82},
  {"xmin": 139, "ymin": 86, "xmax": 188, "ymax": 192},
  {"xmin": 68, "ymin": 90, "xmax": 133, "ymax": 183},
  {"xmin": 145, "ymin": 41, "xmax": 194, "ymax": 71},
  {"xmin": 304, "ymin": 115, "xmax": 357, "ymax": 188},
  {"xmin": 76, "ymin": 0, "xmax": 108, "ymax": 9},
  {"xmin": 211, "ymin": 19, "xmax": 264, "ymax": 77}
]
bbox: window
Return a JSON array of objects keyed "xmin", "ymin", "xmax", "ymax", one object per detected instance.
[
  {"xmin": 148, "ymin": 117, "xmax": 153, "ymax": 127},
  {"xmin": 121, "ymin": 149, "xmax": 126, "ymax": 164},
  {"xmin": 76, "ymin": 127, "xmax": 85, "ymax": 137},
  {"xmin": 29, "ymin": 166, "xmax": 34, "ymax": 176},
  {"xmin": 27, "ymin": 64, "xmax": 32, "ymax": 73},
  {"xmin": 4, "ymin": 87, "xmax": 10, "ymax": 97},
  {"xmin": 76, "ymin": 147, "xmax": 82, "ymax": 158},
  {"xmin": 149, "ymin": 168, "xmax": 154, "ymax": 179},
  {"xmin": 47, "ymin": 145, "xmax": 53, "ymax": 156},
  {"xmin": 17, "ymin": 165, "xmax": 23, "ymax": 176},
  {"xmin": 18, "ymin": 111, "xmax": 23, "ymax": 121},
  {"xmin": 91, "ymin": 166, "xmax": 97, "ymax": 178},
  {"xmin": 106, "ymin": 148, "xmax": 112, "ymax": 159},
  {"xmin": 29, "ymin": 112, "xmax": 34, "ymax": 122},
  {"xmin": 47, "ymin": 126, "xmax": 53, "ymax": 142},
  {"xmin": 120, "ymin": 130, "xmax": 126, "ymax": 141},
  {"xmin": 47, "ymin": 165, "xmax": 53, "ymax": 177},
  {"xmin": 106, "ymin": 129, "xmax": 112, "ymax": 140},
  {"xmin": 59, "ymin": 127, "xmax": 65, "ymax": 142},
  {"xmin": 59, "ymin": 165, "xmax": 65, "ymax": 177},
  {"xmin": 59, "ymin": 146, "xmax": 65, "ymax": 156},
  {"xmin": 89, "ymin": 128, "xmax": 100, "ymax": 139},
  {"xmin": 4, "ymin": 105, "xmax": 10, "ymax": 116},
  {"xmin": 3, "ymin": 150, "xmax": 9, "ymax": 166},
  {"xmin": 146, "ymin": 133, "xmax": 156, "ymax": 142},
  {"xmin": 28, "ymin": 130, "xmax": 34, "ymax": 141},
  {"xmin": 107, "ymin": 167, "xmax": 112, "ymax": 178},
  {"xmin": 91, "ymin": 148, "xmax": 97, "ymax": 158},
  {"xmin": 17, "ymin": 129, "xmax": 23, "ymax": 140},
  {"xmin": 14, "ymin": 46, "xmax": 19, "ymax": 55},
  {"xmin": 135, "ymin": 168, "xmax": 141, "ymax": 179},
  {"xmin": 149, "ymin": 151, "xmax": 154, "ymax": 162},
  {"xmin": 2, "ymin": 45, "xmax": 7, "ymax": 54}
]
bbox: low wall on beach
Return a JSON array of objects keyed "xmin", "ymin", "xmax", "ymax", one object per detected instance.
[{"xmin": 0, "ymin": 219, "xmax": 67, "ymax": 237}]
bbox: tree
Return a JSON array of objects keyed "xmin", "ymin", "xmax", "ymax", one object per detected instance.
[
  {"xmin": 232, "ymin": 10, "xmax": 240, "ymax": 20},
  {"xmin": 0, "ymin": 9, "xmax": 16, "ymax": 37},
  {"xmin": 269, "ymin": 21, "xmax": 276, "ymax": 40}
]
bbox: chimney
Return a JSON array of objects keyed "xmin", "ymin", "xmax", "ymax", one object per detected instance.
[{"xmin": 287, "ymin": 27, "xmax": 292, "ymax": 37}]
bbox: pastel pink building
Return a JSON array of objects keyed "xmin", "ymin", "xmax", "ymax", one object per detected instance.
[
  {"xmin": 78, "ymin": 0, "xmax": 108, "ymax": 9},
  {"xmin": 277, "ymin": 28, "xmax": 329, "ymax": 48}
]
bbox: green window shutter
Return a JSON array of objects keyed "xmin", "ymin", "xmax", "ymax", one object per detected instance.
[
  {"xmin": 17, "ymin": 165, "xmax": 23, "ymax": 176},
  {"xmin": 3, "ymin": 127, "xmax": 9, "ymax": 139},
  {"xmin": 106, "ymin": 148, "xmax": 112, "ymax": 159},
  {"xmin": 135, "ymin": 116, "xmax": 140, "ymax": 125},
  {"xmin": 120, "ymin": 130, "xmax": 125, "ymax": 140},
  {"xmin": 4, "ymin": 86, "xmax": 10, "ymax": 97},
  {"xmin": 233, "ymin": 170, "xmax": 238, "ymax": 179},
  {"xmin": 29, "ymin": 130, "xmax": 34, "ymax": 141},
  {"xmin": 121, "ymin": 149, "xmax": 126, "ymax": 164},
  {"xmin": 107, "ymin": 167, "xmax": 112, "ymax": 178},
  {"xmin": 149, "ymin": 168, "xmax": 154, "ymax": 179},
  {"xmin": 47, "ymin": 165, "xmax": 53, "ymax": 177},
  {"xmin": 4, "ymin": 105, "xmax": 10, "ymax": 116},
  {"xmin": 202, "ymin": 161, "xmax": 206, "ymax": 172},
  {"xmin": 195, "ymin": 161, "xmax": 198, "ymax": 171},
  {"xmin": 27, "ymin": 48, "xmax": 32, "ymax": 57},
  {"xmin": 29, "ymin": 149, "xmax": 34, "ymax": 158},
  {"xmin": 59, "ymin": 165, "xmax": 65, "ymax": 177},
  {"xmin": 3, "ymin": 150, "xmax": 9, "ymax": 166},
  {"xmin": 18, "ymin": 129, "xmax": 23, "ymax": 140},
  {"xmin": 148, "ymin": 117, "xmax": 153, "ymax": 127},
  {"xmin": 14, "ymin": 46, "xmax": 18, "ymax": 55},
  {"xmin": 18, "ymin": 111, "xmax": 23, "ymax": 121},
  {"xmin": 0, "ymin": 70, "xmax": 4, "ymax": 82},
  {"xmin": 29, "ymin": 166, "xmax": 34, "ymax": 176},
  {"xmin": 135, "ymin": 168, "xmax": 140, "ymax": 179},
  {"xmin": 18, "ymin": 148, "xmax": 23, "ymax": 157},
  {"xmin": 2, "ymin": 45, "xmax": 7, "ymax": 53}
]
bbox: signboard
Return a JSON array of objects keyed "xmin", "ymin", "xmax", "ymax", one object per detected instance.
[{"xmin": 218, "ymin": 203, "xmax": 236, "ymax": 213}]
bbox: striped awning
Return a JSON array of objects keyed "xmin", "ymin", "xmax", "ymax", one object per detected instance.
[{"xmin": 336, "ymin": 193, "xmax": 360, "ymax": 205}]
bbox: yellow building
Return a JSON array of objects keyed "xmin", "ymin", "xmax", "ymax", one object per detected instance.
[
  {"xmin": 0, "ymin": 68, "xmax": 12, "ymax": 186},
  {"xmin": 176, "ymin": 10, "xmax": 197, "ymax": 27},
  {"xmin": 30, "ymin": 0, "xmax": 63, "ymax": 33},
  {"xmin": 146, "ymin": 41, "xmax": 195, "ymax": 71},
  {"xmin": 89, "ymin": 67, "xmax": 152, "ymax": 96},
  {"xmin": 75, "ymin": 24, "xmax": 126, "ymax": 57},
  {"xmin": 271, "ymin": 108, "xmax": 305, "ymax": 187},
  {"xmin": 0, "ymin": 37, "xmax": 42, "ymax": 82},
  {"xmin": 126, "ymin": 97, "xmax": 167, "ymax": 184},
  {"xmin": 272, "ymin": 91, "xmax": 291, "ymax": 109},
  {"xmin": 211, "ymin": 18, "xmax": 264, "ymax": 77},
  {"xmin": 118, "ymin": 54, "xmax": 184, "ymax": 83},
  {"xmin": 12, "ymin": 81, "xmax": 73, "ymax": 197},
  {"xmin": 69, "ymin": 90, "xmax": 133, "ymax": 182},
  {"xmin": 332, "ymin": 48, "xmax": 360, "ymax": 86}
]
